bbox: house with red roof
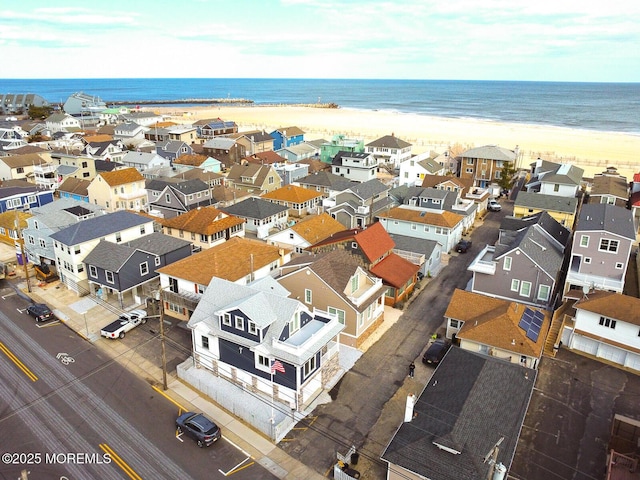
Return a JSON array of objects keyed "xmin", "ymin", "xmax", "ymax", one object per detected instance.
[{"xmin": 308, "ymin": 222, "xmax": 419, "ymax": 306}]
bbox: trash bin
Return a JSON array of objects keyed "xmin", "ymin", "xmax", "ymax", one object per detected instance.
[{"xmin": 351, "ymin": 452, "xmax": 359, "ymax": 465}]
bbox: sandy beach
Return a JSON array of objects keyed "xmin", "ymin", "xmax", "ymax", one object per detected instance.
[{"xmin": 157, "ymin": 105, "xmax": 640, "ymax": 178}]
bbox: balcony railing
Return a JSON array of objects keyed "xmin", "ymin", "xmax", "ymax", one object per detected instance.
[
  {"xmin": 467, "ymin": 245, "xmax": 496, "ymax": 275},
  {"xmin": 565, "ymin": 271, "xmax": 624, "ymax": 292},
  {"xmin": 118, "ymin": 189, "xmax": 147, "ymax": 200}
]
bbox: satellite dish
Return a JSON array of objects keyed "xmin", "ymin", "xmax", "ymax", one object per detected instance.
[{"xmin": 582, "ymin": 284, "xmax": 590, "ymax": 295}]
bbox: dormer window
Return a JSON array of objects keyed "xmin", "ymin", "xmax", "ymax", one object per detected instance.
[
  {"xmin": 351, "ymin": 275, "xmax": 359, "ymax": 293},
  {"xmin": 222, "ymin": 313, "xmax": 232, "ymax": 326},
  {"xmin": 248, "ymin": 322, "xmax": 257, "ymax": 335},
  {"xmin": 235, "ymin": 315, "xmax": 244, "ymax": 330}
]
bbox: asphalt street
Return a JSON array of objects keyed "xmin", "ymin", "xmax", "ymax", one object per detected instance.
[
  {"xmin": 0, "ymin": 285, "xmax": 278, "ymax": 480},
  {"xmin": 278, "ymin": 206, "xmax": 508, "ymax": 478}
]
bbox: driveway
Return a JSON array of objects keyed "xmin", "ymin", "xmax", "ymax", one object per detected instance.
[{"xmin": 278, "ymin": 205, "xmax": 509, "ymax": 478}]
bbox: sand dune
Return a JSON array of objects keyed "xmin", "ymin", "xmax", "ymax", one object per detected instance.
[{"xmin": 156, "ymin": 105, "xmax": 640, "ymax": 178}]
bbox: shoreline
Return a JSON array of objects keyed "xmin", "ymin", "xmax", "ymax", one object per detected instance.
[{"xmin": 155, "ymin": 104, "xmax": 640, "ymax": 179}]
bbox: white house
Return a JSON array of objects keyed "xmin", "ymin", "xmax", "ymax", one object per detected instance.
[
  {"xmin": 365, "ymin": 134, "xmax": 412, "ymax": 167},
  {"xmin": 398, "ymin": 151, "xmax": 447, "ymax": 186},
  {"xmin": 331, "ymin": 151, "xmax": 377, "ymax": 183},
  {"xmin": 120, "ymin": 151, "xmax": 171, "ymax": 172}
]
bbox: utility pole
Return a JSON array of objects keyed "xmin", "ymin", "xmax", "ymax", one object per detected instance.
[
  {"xmin": 483, "ymin": 436, "xmax": 505, "ymax": 480},
  {"xmin": 159, "ymin": 287, "xmax": 168, "ymax": 390},
  {"xmin": 15, "ymin": 215, "xmax": 31, "ymax": 293}
]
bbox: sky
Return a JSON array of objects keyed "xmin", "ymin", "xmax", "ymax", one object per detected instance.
[{"xmin": 1, "ymin": 0, "xmax": 639, "ymax": 82}]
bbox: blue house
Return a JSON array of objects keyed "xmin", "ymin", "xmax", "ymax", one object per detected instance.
[
  {"xmin": 270, "ymin": 126, "xmax": 305, "ymax": 151},
  {"xmin": 58, "ymin": 177, "xmax": 91, "ymax": 203},
  {"xmin": 0, "ymin": 186, "xmax": 55, "ymax": 213}
]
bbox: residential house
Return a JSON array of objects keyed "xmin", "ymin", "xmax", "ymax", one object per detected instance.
[
  {"xmin": 171, "ymin": 153, "xmax": 207, "ymax": 168},
  {"xmin": 0, "ymin": 210, "xmax": 30, "ymax": 250},
  {"xmin": 83, "ymin": 232, "xmax": 192, "ymax": 309},
  {"xmin": 173, "ymin": 167, "xmax": 224, "ymax": 187},
  {"xmin": 273, "ymin": 163, "xmax": 309, "ymax": 186},
  {"xmin": 331, "ymin": 151, "xmax": 377, "ymax": 183},
  {"xmin": 513, "ymin": 191, "xmax": 578, "ymax": 228},
  {"xmin": 225, "ymin": 164, "xmax": 282, "ymax": 195},
  {"xmin": 23, "ymin": 199, "xmax": 105, "ymax": 267},
  {"xmin": 0, "ymin": 127, "xmax": 27, "ymax": 150},
  {"xmin": 270, "ymin": 126, "xmax": 305, "ymax": 151},
  {"xmin": 398, "ymin": 151, "xmax": 447, "ymax": 186},
  {"xmin": 156, "ymin": 237, "xmax": 292, "ymax": 321},
  {"xmin": 155, "ymin": 140, "xmax": 193, "ymax": 162},
  {"xmin": 186, "ymin": 276, "xmax": 344, "ymax": 418},
  {"xmin": 326, "ymin": 179, "xmax": 391, "ymax": 229},
  {"xmin": 421, "ymin": 174, "xmax": 491, "ymax": 215},
  {"xmin": 468, "ymin": 211, "xmax": 570, "ymax": 308},
  {"xmin": 51, "ymin": 153, "xmax": 97, "ymax": 180},
  {"xmin": 158, "ymin": 206, "xmax": 245, "ymax": 250},
  {"xmin": 45, "ymin": 113, "xmax": 82, "ymax": 133},
  {"xmin": 58, "ymin": 177, "xmax": 91, "ymax": 203},
  {"xmin": 63, "ymin": 92, "xmax": 106, "ymax": 116},
  {"xmin": 0, "ymin": 152, "xmax": 50, "ymax": 183},
  {"xmin": 377, "ymin": 205, "xmax": 464, "ymax": 253},
  {"xmin": 587, "ymin": 167, "xmax": 628, "ymax": 207},
  {"xmin": 278, "ymin": 249, "xmax": 386, "ymax": 348},
  {"xmin": 445, "ymin": 289, "xmax": 550, "ymax": 369},
  {"xmin": 276, "ymin": 142, "xmax": 319, "ymax": 163},
  {"xmin": 146, "ymin": 178, "xmax": 213, "ymax": 219},
  {"xmin": 120, "ymin": 151, "xmax": 170, "ymax": 172},
  {"xmin": 320, "ymin": 134, "xmax": 364, "ymax": 163},
  {"xmin": 0, "ymin": 93, "xmax": 49, "ymax": 114},
  {"xmin": 120, "ymin": 111, "xmax": 164, "ymax": 127},
  {"xmin": 388, "ymin": 233, "xmax": 443, "ymax": 278},
  {"xmin": 198, "ymin": 119, "xmax": 238, "ymax": 138},
  {"xmin": 113, "ymin": 122, "xmax": 150, "ymax": 146},
  {"xmin": 266, "ymin": 212, "xmax": 344, "ymax": 253},
  {"xmin": 165, "ymin": 125, "xmax": 198, "ymax": 143},
  {"xmin": 308, "ymin": 222, "xmax": 419, "ymax": 306},
  {"xmin": 563, "ymin": 291, "xmax": 640, "ymax": 373},
  {"xmin": 49, "ymin": 211, "xmax": 155, "ymax": 295},
  {"xmin": 564, "ymin": 204, "xmax": 635, "ymax": 296},
  {"xmin": 221, "ymin": 197, "xmax": 288, "ymax": 239},
  {"xmin": 0, "ymin": 185, "xmax": 55, "ymax": 213},
  {"xmin": 82, "ymin": 139, "xmax": 127, "ymax": 162},
  {"xmin": 525, "ymin": 159, "xmax": 584, "ymax": 197},
  {"xmin": 261, "ymin": 184, "xmax": 323, "ymax": 218},
  {"xmin": 365, "ymin": 134, "xmax": 412, "ymax": 167},
  {"xmin": 87, "ymin": 167, "xmax": 147, "ymax": 213},
  {"xmin": 294, "ymin": 171, "xmax": 356, "ymax": 199},
  {"xmin": 231, "ymin": 130, "xmax": 274, "ymax": 155},
  {"xmin": 244, "ymin": 151, "xmax": 284, "ymax": 166},
  {"xmin": 459, "ymin": 144, "xmax": 518, "ymax": 188},
  {"xmin": 381, "ymin": 347, "xmax": 534, "ymax": 480}
]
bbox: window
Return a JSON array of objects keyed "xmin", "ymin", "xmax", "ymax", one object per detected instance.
[
  {"xmin": 106, "ymin": 271, "xmax": 114, "ymax": 283},
  {"xmin": 503, "ymin": 256, "xmax": 512, "ymax": 271},
  {"xmin": 615, "ymin": 262, "xmax": 624, "ymax": 269},
  {"xmin": 235, "ymin": 315, "xmax": 244, "ymax": 330},
  {"xmin": 201, "ymin": 336, "xmax": 209, "ymax": 350},
  {"xmin": 222, "ymin": 313, "xmax": 232, "ymax": 326},
  {"xmin": 467, "ymin": 159, "xmax": 474, "ymax": 165},
  {"xmin": 466, "ymin": 168, "xmax": 473, "ymax": 173},
  {"xmin": 580, "ymin": 235, "xmax": 589, "ymax": 247},
  {"xmin": 305, "ymin": 289, "xmax": 312, "ymax": 304},
  {"xmin": 450, "ymin": 319, "xmax": 460, "ymax": 328},
  {"xmin": 553, "ymin": 184, "xmax": 560, "ymax": 192},
  {"xmin": 165, "ymin": 194, "xmax": 171, "ymax": 203},
  {"xmin": 140, "ymin": 225, "xmax": 146, "ymax": 235},
  {"xmin": 599, "ymin": 238, "xmax": 619, "ymax": 253},
  {"xmin": 584, "ymin": 257, "xmax": 591, "ymax": 264},
  {"xmin": 248, "ymin": 322, "xmax": 257, "ymax": 335},
  {"xmin": 27, "ymin": 195, "xmax": 36, "ymax": 204},
  {"xmin": 39, "ymin": 239, "xmax": 46, "ymax": 248},
  {"xmin": 89, "ymin": 265, "xmax": 97, "ymax": 278},
  {"xmin": 140, "ymin": 262, "xmax": 149, "ymax": 275},
  {"xmin": 289, "ymin": 312, "xmax": 300, "ymax": 333},
  {"xmin": 76, "ymin": 264, "xmax": 84, "ymax": 273},
  {"xmin": 74, "ymin": 245, "xmax": 81, "ymax": 254},
  {"xmin": 520, "ymin": 281, "xmax": 532, "ymax": 297},
  {"xmin": 258, "ymin": 355, "xmax": 270, "ymax": 368},
  {"xmin": 537, "ymin": 284, "xmax": 550, "ymax": 301},
  {"xmin": 511, "ymin": 279, "xmax": 520, "ymax": 292},
  {"xmin": 599, "ymin": 316, "xmax": 617, "ymax": 329},
  {"xmin": 155, "ymin": 256, "xmax": 161, "ymax": 266},
  {"xmin": 351, "ymin": 275, "xmax": 359, "ymax": 293},
  {"xmin": 328, "ymin": 307, "xmax": 346, "ymax": 325},
  {"xmin": 27, "ymin": 235, "xmax": 35, "ymax": 245},
  {"xmin": 303, "ymin": 356, "xmax": 317, "ymax": 376},
  {"xmin": 115, "ymin": 232, "xmax": 121, "ymax": 243}
]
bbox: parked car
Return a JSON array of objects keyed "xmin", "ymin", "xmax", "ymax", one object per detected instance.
[
  {"xmin": 422, "ymin": 339, "xmax": 451, "ymax": 365},
  {"xmin": 455, "ymin": 239, "xmax": 473, "ymax": 253},
  {"xmin": 100, "ymin": 309, "xmax": 147, "ymax": 339},
  {"xmin": 488, "ymin": 199, "xmax": 502, "ymax": 212},
  {"xmin": 26, "ymin": 303, "xmax": 55, "ymax": 322},
  {"xmin": 176, "ymin": 412, "xmax": 221, "ymax": 447}
]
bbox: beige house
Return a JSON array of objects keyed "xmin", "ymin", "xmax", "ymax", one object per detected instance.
[
  {"xmin": 87, "ymin": 167, "xmax": 147, "ymax": 212},
  {"xmin": 278, "ymin": 249, "xmax": 386, "ymax": 348},
  {"xmin": 225, "ymin": 163, "xmax": 282, "ymax": 194},
  {"xmin": 0, "ymin": 152, "xmax": 52, "ymax": 183},
  {"xmin": 52, "ymin": 153, "xmax": 98, "ymax": 181},
  {"xmin": 158, "ymin": 206, "xmax": 245, "ymax": 250}
]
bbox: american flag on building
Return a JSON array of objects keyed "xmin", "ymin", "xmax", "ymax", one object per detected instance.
[{"xmin": 271, "ymin": 360, "xmax": 286, "ymax": 374}]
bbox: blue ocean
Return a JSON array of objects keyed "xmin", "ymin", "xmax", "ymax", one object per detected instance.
[{"xmin": 1, "ymin": 78, "xmax": 638, "ymax": 134}]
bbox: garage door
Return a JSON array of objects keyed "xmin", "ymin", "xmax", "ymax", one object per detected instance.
[
  {"xmin": 598, "ymin": 344, "xmax": 626, "ymax": 365},
  {"xmin": 625, "ymin": 353, "xmax": 640, "ymax": 372},
  {"xmin": 571, "ymin": 335, "xmax": 599, "ymax": 356}
]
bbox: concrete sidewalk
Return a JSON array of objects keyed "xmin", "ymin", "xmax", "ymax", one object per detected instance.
[{"xmin": 8, "ymin": 267, "xmax": 324, "ymax": 480}]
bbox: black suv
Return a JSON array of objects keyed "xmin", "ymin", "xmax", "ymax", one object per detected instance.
[
  {"xmin": 176, "ymin": 412, "xmax": 221, "ymax": 447},
  {"xmin": 455, "ymin": 239, "xmax": 472, "ymax": 253},
  {"xmin": 26, "ymin": 303, "xmax": 55, "ymax": 322},
  {"xmin": 422, "ymin": 339, "xmax": 451, "ymax": 365}
]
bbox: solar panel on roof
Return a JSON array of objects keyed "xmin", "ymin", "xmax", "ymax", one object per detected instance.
[
  {"xmin": 518, "ymin": 308, "xmax": 545, "ymax": 342},
  {"xmin": 518, "ymin": 308, "xmax": 534, "ymax": 332},
  {"xmin": 531, "ymin": 311, "xmax": 545, "ymax": 329},
  {"xmin": 527, "ymin": 324, "xmax": 541, "ymax": 342}
]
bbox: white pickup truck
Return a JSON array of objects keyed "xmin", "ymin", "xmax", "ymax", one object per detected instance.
[{"xmin": 100, "ymin": 309, "xmax": 147, "ymax": 339}]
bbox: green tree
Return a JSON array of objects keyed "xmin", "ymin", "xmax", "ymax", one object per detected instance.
[
  {"xmin": 28, "ymin": 105, "xmax": 54, "ymax": 120},
  {"xmin": 498, "ymin": 161, "xmax": 516, "ymax": 192}
]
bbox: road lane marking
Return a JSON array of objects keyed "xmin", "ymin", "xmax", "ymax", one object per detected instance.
[
  {"xmin": 36, "ymin": 320, "xmax": 60, "ymax": 328},
  {"xmin": 2, "ymin": 292, "xmax": 17, "ymax": 299},
  {"xmin": 151, "ymin": 385, "xmax": 188, "ymax": 413},
  {"xmin": 219, "ymin": 457, "xmax": 255, "ymax": 476},
  {"xmin": 99, "ymin": 443, "xmax": 142, "ymax": 480},
  {"xmin": 0, "ymin": 340, "xmax": 37, "ymax": 381}
]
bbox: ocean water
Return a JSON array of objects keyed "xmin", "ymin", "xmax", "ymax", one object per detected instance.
[{"xmin": 1, "ymin": 78, "xmax": 639, "ymax": 134}]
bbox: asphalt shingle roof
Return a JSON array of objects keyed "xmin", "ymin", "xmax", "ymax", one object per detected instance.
[
  {"xmin": 221, "ymin": 197, "xmax": 288, "ymax": 220},
  {"xmin": 49, "ymin": 211, "xmax": 151, "ymax": 246},
  {"xmin": 575, "ymin": 203, "xmax": 635, "ymax": 239},
  {"xmin": 514, "ymin": 191, "xmax": 578, "ymax": 214}
]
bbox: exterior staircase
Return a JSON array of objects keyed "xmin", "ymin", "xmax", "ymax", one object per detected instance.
[{"xmin": 544, "ymin": 313, "xmax": 571, "ymax": 358}]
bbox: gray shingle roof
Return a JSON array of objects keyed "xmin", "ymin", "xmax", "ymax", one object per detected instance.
[
  {"xmin": 388, "ymin": 233, "xmax": 439, "ymax": 258},
  {"xmin": 460, "ymin": 145, "xmax": 516, "ymax": 162},
  {"xmin": 221, "ymin": 197, "xmax": 288, "ymax": 220},
  {"xmin": 50, "ymin": 211, "xmax": 151, "ymax": 246},
  {"xmin": 575, "ymin": 203, "xmax": 635, "ymax": 239},
  {"xmin": 500, "ymin": 212, "xmax": 571, "ymax": 249},
  {"xmin": 514, "ymin": 191, "xmax": 578, "ymax": 213},
  {"xmin": 29, "ymin": 198, "xmax": 105, "ymax": 229},
  {"xmin": 296, "ymin": 171, "xmax": 356, "ymax": 191},
  {"xmin": 345, "ymin": 178, "xmax": 389, "ymax": 199},
  {"xmin": 365, "ymin": 134, "xmax": 412, "ymax": 149},
  {"xmin": 381, "ymin": 347, "xmax": 534, "ymax": 480}
]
